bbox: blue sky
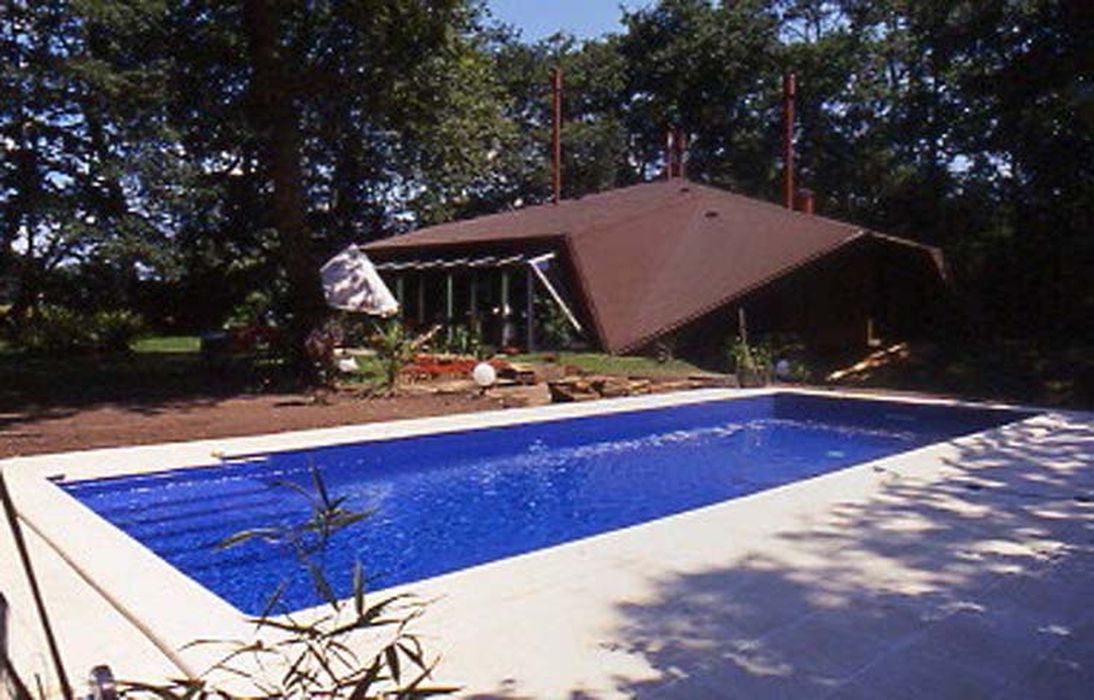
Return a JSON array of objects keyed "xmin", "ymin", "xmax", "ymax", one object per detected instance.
[{"xmin": 487, "ymin": 1, "xmax": 651, "ymax": 41}]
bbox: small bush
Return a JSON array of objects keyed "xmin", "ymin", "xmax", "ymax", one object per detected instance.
[
  {"xmin": 728, "ymin": 335, "xmax": 773, "ymax": 386},
  {"xmin": 536, "ymin": 296, "xmax": 578, "ymax": 349},
  {"xmin": 7, "ymin": 306, "xmax": 145, "ymax": 355},
  {"xmin": 91, "ymin": 309, "xmax": 145, "ymax": 353},
  {"xmin": 436, "ymin": 323, "xmax": 486, "ymax": 359},
  {"xmin": 7, "ymin": 306, "xmax": 93, "ymax": 355},
  {"xmin": 225, "ymin": 289, "xmax": 276, "ymax": 328},
  {"xmin": 370, "ymin": 320, "xmax": 418, "ymax": 394}
]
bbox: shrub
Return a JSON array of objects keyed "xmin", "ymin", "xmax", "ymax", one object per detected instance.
[
  {"xmin": 436, "ymin": 323, "xmax": 486, "ymax": 359},
  {"xmin": 369, "ymin": 320, "xmax": 419, "ymax": 394},
  {"xmin": 536, "ymin": 296, "xmax": 578, "ymax": 349},
  {"xmin": 7, "ymin": 305, "xmax": 93, "ymax": 355},
  {"xmin": 91, "ymin": 309, "xmax": 146, "ymax": 353},
  {"xmin": 763, "ymin": 333, "xmax": 812, "ymax": 382},
  {"xmin": 225, "ymin": 289, "xmax": 276, "ymax": 328},
  {"xmin": 6, "ymin": 306, "xmax": 146, "ymax": 355},
  {"xmin": 728, "ymin": 335, "xmax": 773, "ymax": 386}
]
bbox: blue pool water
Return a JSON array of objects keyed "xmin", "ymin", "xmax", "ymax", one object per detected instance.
[{"xmin": 63, "ymin": 393, "xmax": 1029, "ymax": 615}]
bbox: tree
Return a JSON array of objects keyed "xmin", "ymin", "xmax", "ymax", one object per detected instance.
[
  {"xmin": 241, "ymin": 0, "xmax": 326, "ymax": 371},
  {"xmin": 619, "ymin": 0, "xmax": 782, "ymax": 191},
  {"xmin": 170, "ymin": 0, "xmax": 515, "ymax": 367},
  {"xmin": 487, "ymin": 31, "xmax": 635, "ymax": 207},
  {"xmin": 5, "ymin": 0, "xmax": 1091, "ymax": 377}
]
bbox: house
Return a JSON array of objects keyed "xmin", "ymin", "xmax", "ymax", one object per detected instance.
[{"xmin": 362, "ymin": 179, "xmax": 947, "ymax": 361}]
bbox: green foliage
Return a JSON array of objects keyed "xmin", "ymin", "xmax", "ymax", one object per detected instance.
[
  {"xmin": 435, "ymin": 324, "xmax": 486, "ymax": 359},
  {"xmin": 763, "ymin": 333, "xmax": 812, "ymax": 381},
  {"xmin": 91, "ymin": 309, "xmax": 146, "ymax": 353},
  {"xmin": 619, "ymin": 0, "xmax": 781, "ymax": 187},
  {"xmin": 779, "ymin": 359, "xmax": 813, "ymax": 383},
  {"xmin": 6, "ymin": 306, "xmax": 93, "ymax": 356},
  {"xmin": 728, "ymin": 336, "xmax": 773, "ymax": 385},
  {"xmin": 487, "ymin": 32, "xmax": 636, "ymax": 206},
  {"xmin": 225, "ymin": 290, "xmax": 276, "ymax": 329},
  {"xmin": 368, "ymin": 320, "xmax": 420, "ymax": 394},
  {"xmin": 5, "ymin": 0, "xmax": 1093, "ymax": 379},
  {"xmin": 119, "ymin": 463, "xmax": 455, "ymax": 699},
  {"xmin": 304, "ymin": 319, "xmax": 345, "ymax": 387},
  {"xmin": 5, "ymin": 306, "xmax": 144, "ymax": 356},
  {"xmin": 535, "ymin": 296, "xmax": 577, "ymax": 349}
]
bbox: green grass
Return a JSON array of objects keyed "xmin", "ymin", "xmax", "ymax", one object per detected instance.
[
  {"xmin": 132, "ymin": 335, "xmax": 201, "ymax": 353},
  {"xmin": 508, "ymin": 352, "xmax": 713, "ymax": 378},
  {"xmin": 339, "ymin": 349, "xmax": 713, "ymax": 385}
]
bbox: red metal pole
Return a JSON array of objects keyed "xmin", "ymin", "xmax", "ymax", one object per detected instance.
[
  {"xmin": 552, "ymin": 67, "xmax": 562, "ymax": 205},
  {"xmin": 795, "ymin": 188, "xmax": 815, "ymax": 214},
  {"xmin": 782, "ymin": 71, "xmax": 796, "ymax": 209},
  {"xmin": 665, "ymin": 129, "xmax": 674, "ymax": 180},
  {"xmin": 676, "ymin": 128, "xmax": 687, "ymax": 179}
]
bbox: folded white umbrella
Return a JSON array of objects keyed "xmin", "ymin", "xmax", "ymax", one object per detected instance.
[{"xmin": 320, "ymin": 245, "xmax": 400, "ymax": 316}]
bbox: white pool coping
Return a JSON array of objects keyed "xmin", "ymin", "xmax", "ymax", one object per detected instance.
[{"xmin": 1, "ymin": 387, "xmax": 1083, "ymax": 698}]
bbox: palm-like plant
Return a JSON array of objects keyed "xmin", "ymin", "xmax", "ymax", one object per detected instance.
[{"xmin": 369, "ymin": 321, "xmax": 439, "ymax": 395}]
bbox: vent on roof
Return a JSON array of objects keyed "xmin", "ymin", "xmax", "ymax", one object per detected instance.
[
  {"xmin": 680, "ymin": 186, "xmax": 691, "ymax": 193},
  {"xmin": 705, "ymin": 210, "xmax": 719, "ymax": 218}
]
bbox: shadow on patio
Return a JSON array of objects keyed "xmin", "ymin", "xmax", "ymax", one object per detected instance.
[{"xmin": 468, "ymin": 414, "xmax": 1093, "ymax": 699}]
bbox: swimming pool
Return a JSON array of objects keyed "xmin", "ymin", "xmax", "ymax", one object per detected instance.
[{"xmin": 62, "ymin": 392, "xmax": 1030, "ymax": 615}]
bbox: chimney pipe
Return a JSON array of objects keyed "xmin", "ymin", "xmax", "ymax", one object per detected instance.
[
  {"xmin": 665, "ymin": 127, "xmax": 687, "ymax": 179},
  {"xmin": 795, "ymin": 188, "xmax": 815, "ymax": 215},
  {"xmin": 552, "ymin": 66, "xmax": 562, "ymax": 205},
  {"xmin": 782, "ymin": 71, "xmax": 796, "ymax": 210},
  {"xmin": 664, "ymin": 129, "xmax": 675, "ymax": 180},
  {"xmin": 675, "ymin": 128, "xmax": 687, "ymax": 179}
]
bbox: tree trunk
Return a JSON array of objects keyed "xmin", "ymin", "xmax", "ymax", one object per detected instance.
[
  {"xmin": 7, "ymin": 125, "xmax": 41, "ymax": 322},
  {"xmin": 242, "ymin": 0, "xmax": 326, "ymax": 377}
]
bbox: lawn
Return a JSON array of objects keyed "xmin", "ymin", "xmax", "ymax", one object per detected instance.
[
  {"xmin": 132, "ymin": 335, "xmax": 202, "ymax": 353},
  {"xmin": 508, "ymin": 352, "xmax": 711, "ymax": 378}
]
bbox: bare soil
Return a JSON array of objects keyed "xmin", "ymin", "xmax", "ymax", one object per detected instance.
[
  {"xmin": 0, "ymin": 348, "xmax": 722, "ymax": 460},
  {"xmin": 0, "ymin": 389, "xmax": 510, "ymax": 459}
]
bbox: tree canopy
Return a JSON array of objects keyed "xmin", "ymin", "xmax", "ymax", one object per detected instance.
[{"xmin": 2, "ymin": 0, "xmax": 1091, "ymax": 356}]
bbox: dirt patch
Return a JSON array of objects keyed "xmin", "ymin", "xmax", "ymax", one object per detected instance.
[
  {"xmin": 0, "ymin": 390, "xmax": 507, "ymax": 459},
  {"xmin": 0, "ymin": 371, "xmax": 735, "ymax": 459}
]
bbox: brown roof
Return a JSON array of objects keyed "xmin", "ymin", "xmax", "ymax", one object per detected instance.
[{"xmin": 365, "ymin": 180, "xmax": 942, "ymax": 353}]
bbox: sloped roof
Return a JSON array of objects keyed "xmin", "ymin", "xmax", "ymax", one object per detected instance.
[{"xmin": 364, "ymin": 180, "xmax": 943, "ymax": 353}]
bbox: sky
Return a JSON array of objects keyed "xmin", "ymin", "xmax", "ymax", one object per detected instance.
[{"xmin": 487, "ymin": 1, "xmax": 651, "ymax": 41}]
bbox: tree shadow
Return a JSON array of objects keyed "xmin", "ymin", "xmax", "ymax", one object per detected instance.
[
  {"xmin": 602, "ymin": 416, "xmax": 1094, "ymax": 698},
  {"xmin": 0, "ymin": 351, "xmax": 276, "ymax": 428}
]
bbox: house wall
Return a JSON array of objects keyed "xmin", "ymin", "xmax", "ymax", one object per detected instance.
[{"xmin": 663, "ymin": 239, "xmax": 947, "ymax": 367}]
